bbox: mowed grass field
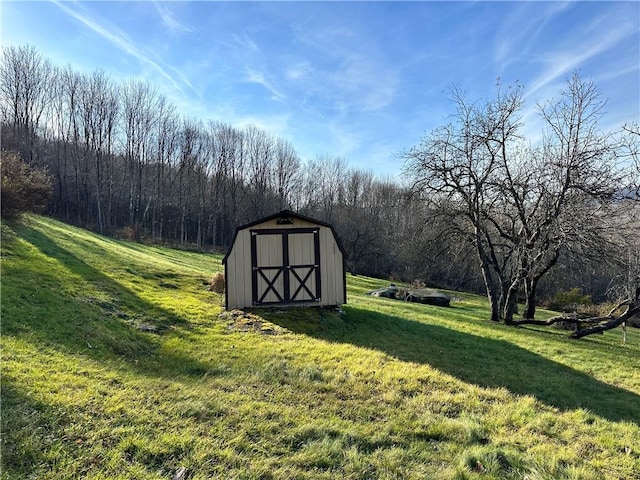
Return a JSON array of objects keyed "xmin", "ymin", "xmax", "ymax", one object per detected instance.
[{"xmin": 2, "ymin": 217, "xmax": 639, "ymax": 480}]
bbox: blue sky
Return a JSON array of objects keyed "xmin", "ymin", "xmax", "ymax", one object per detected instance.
[{"xmin": 2, "ymin": 1, "xmax": 639, "ymax": 177}]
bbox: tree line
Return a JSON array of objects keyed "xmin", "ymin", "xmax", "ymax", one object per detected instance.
[
  {"xmin": 2, "ymin": 44, "xmax": 638, "ymax": 323},
  {"xmin": 0, "ymin": 45, "xmax": 415, "ymax": 273}
]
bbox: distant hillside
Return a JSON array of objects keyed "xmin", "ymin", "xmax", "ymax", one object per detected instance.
[{"xmin": 2, "ymin": 216, "xmax": 639, "ymax": 479}]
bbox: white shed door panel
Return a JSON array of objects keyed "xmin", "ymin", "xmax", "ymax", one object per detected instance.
[
  {"xmin": 254, "ymin": 233, "xmax": 285, "ymax": 303},
  {"xmin": 288, "ymin": 232, "xmax": 316, "ymax": 302}
]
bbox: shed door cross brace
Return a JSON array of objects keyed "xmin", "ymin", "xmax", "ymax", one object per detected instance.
[
  {"xmin": 256, "ymin": 268, "xmax": 284, "ymax": 303},
  {"xmin": 251, "ymin": 228, "xmax": 321, "ymax": 305},
  {"xmin": 290, "ymin": 266, "xmax": 315, "ymax": 300}
]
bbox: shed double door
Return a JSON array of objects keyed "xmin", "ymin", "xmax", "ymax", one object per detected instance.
[{"xmin": 251, "ymin": 228, "xmax": 321, "ymax": 305}]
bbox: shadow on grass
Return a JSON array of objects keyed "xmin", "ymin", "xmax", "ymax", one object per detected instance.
[
  {"xmin": 2, "ymin": 226, "xmax": 213, "ymax": 379},
  {"xmin": 265, "ymin": 306, "xmax": 640, "ymax": 425},
  {"xmin": 1, "ymin": 380, "xmax": 193, "ymax": 478},
  {"xmin": 1, "ymin": 381, "xmax": 136, "ymax": 477},
  {"xmin": 1, "ymin": 382, "xmax": 74, "ymax": 477}
]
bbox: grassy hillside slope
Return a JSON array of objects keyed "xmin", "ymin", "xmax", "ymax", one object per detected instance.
[{"xmin": 2, "ymin": 217, "xmax": 639, "ymax": 480}]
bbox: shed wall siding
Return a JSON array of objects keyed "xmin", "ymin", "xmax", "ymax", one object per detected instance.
[
  {"xmin": 319, "ymin": 227, "xmax": 345, "ymax": 305},
  {"xmin": 225, "ymin": 217, "xmax": 345, "ymax": 310},
  {"xmin": 226, "ymin": 229, "xmax": 252, "ymax": 309}
]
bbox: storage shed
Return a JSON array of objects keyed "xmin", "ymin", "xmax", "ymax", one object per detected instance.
[{"xmin": 223, "ymin": 210, "xmax": 346, "ymax": 310}]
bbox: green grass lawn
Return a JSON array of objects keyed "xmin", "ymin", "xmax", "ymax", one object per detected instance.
[{"xmin": 2, "ymin": 216, "xmax": 639, "ymax": 480}]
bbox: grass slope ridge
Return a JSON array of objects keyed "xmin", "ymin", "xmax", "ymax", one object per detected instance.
[{"xmin": 2, "ymin": 217, "xmax": 639, "ymax": 480}]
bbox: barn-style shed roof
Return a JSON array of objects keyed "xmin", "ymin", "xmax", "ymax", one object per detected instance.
[{"xmin": 222, "ymin": 210, "xmax": 346, "ymax": 264}]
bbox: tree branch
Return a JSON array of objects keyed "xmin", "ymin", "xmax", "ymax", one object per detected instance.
[
  {"xmin": 570, "ymin": 304, "xmax": 638, "ymax": 339},
  {"xmin": 512, "ymin": 313, "xmax": 607, "ymax": 327},
  {"xmin": 512, "ymin": 299, "xmax": 639, "ymax": 339}
]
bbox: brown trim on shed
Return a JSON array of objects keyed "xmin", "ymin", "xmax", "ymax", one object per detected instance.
[{"xmin": 250, "ymin": 227, "xmax": 322, "ymax": 306}]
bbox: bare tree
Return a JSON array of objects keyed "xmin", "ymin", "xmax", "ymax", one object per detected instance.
[
  {"xmin": 46, "ymin": 66, "xmax": 85, "ymax": 224},
  {"xmin": 620, "ymin": 122, "xmax": 640, "ymax": 200},
  {"xmin": 0, "ymin": 44, "xmax": 53, "ymax": 162},
  {"xmin": 302, "ymin": 155, "xmax": 348, "ymax": 222},
  {"xmin": 245, "ymin": 125, "xmax": 275, "ymax": 218},
  {"xmin": 77, "ymin": 71, "xmax": 119, "ymax": 233},
  {"xmin": 405, "ymin": 75, "xmax": 625, "ymax": 324},
  {"xmin": 150, "ymin": 100, "xmax": 179, "ymax": 241},
  {"xmin": 120, "ymin": 80, "xmax": 162, "ymax": 239},
  {"xmin": 47, "ymin": 66, "xmax": 77, "ymax": 218},
  {"xmin": 208, "ymin": 121, "xmax": 244, "ymax": 245},
  {"xmin": 223, "ymin": 124, "xmax": 248, "ymax": 228},
  {"xmin": 337, "ymin": 169, "xmax": 383, "ymax": 274},
  {"xmin": 273, "ymin": 137, "xmax": 301, "ymax": 211},
  {"xmin": 404, "ymin": 82, "xmax": 525, "ymax": 322},
  {"xmin": 193, "ymin": 122, "xmax": 212, "ymax": 248},
  {"xmin": 514, "ymin": 74, "xmax": 624, "ymax": 318},
  {"xmin": 175, "ymin": 117, "xmax": 205, "ymax": 244}
]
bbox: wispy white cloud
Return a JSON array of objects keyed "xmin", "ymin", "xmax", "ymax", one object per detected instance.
[
  {"xmin": 244, "ymin": 68, "xmax": 287, "ymax": 102},
  {"xmin": 288, "ymin": 22, "xmax": 399, "ymax": 115},
  {"xmin": 494, "ymin": 2, "xmax": 573, "ymax": 69},
  {"xmin": 285, "ymin": 61, "xmax": 312, "ymax": 82},
  {"xmin": 521, "ymin": 2, "xmax": 639, "ymax": 102},
  {"xmin": 527, "ymin": 24, "xmax": 635, "ymax": 100},
  {"xmin": 330, "ymin": 53, "xmax": 398, "ymax": 113},
  {"xmin": 517, "ymin": 41, "xmax": 639, "ymax": 146},
  {"xmin": 595, "ymin": 64, "xmax": 640, "ymax": 83},
  {"xmin": 328, "ymin": 123, "xmax": 364, "ymax": 157},
  {"xmin": 221, "ymin": 32, "xmax": 261, "ymax": 58},
  {"xmin": 51, "ymin": 0, "xmax": 193, "ymax": 96},
  {"xmin": 489, "ymin": 1, "xmax": 639, "ymax": 147},
  {"xmin": 232, "ymin": 113, "xmax": 292, "ymax": 140},
  {"xmin": 191, "ymin": 98, "xmax": 292, "ymax": 141},
  {"xmin": 166, "ymin": 64, "xmax": 195, "ymax": 92},
  {"xmin": 216, "ymin": 30, "xmax": 291, "ymax": 104},
  {"xmin": 153, "ymin": 2, "xmax": 193, "ymax": 34}
]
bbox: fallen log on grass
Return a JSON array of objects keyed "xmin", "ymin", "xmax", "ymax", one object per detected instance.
[
  {"xmin": 403, "ymin": 289, "xmax": 451, "ymax": 307},
  {"xmin": 570, "ymin": 303, "xmax": 638, "ymax": 339},
  {"xmin": 368, "ymin": 285, "xmax": 451, "ymax": 307},
  {"xmin": 512, "ymin": 296, "xmax": 639, "ymax": 340}
]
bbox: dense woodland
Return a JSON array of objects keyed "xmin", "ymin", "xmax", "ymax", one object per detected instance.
[{"xmin": 2, "ymin": 45, "xmax": 639, "ymax": 321}]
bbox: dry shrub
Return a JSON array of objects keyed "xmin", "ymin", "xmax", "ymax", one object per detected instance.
[
  {"xmin": 576, "ymin": 302, "xmax": 618, "ymax": 317},
  {"xmin": 210, "ymin": 271, "xmax": 225, "ymax": 293},
  {"xmin": 114, "ymin": 225, "xmax": 136, "ymax": 241},
  {"xmin": 1, "ymin": 151, "xmax": 52, "ymax": 221},
  {"xmin": 412, "ymin": 279, "xmax": 427, "ymax": 289}
]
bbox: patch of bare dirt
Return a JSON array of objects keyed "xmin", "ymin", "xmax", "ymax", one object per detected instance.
[{"xmin": 219, "ymin": 309, "xmax": 282, "ymax": 335}]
